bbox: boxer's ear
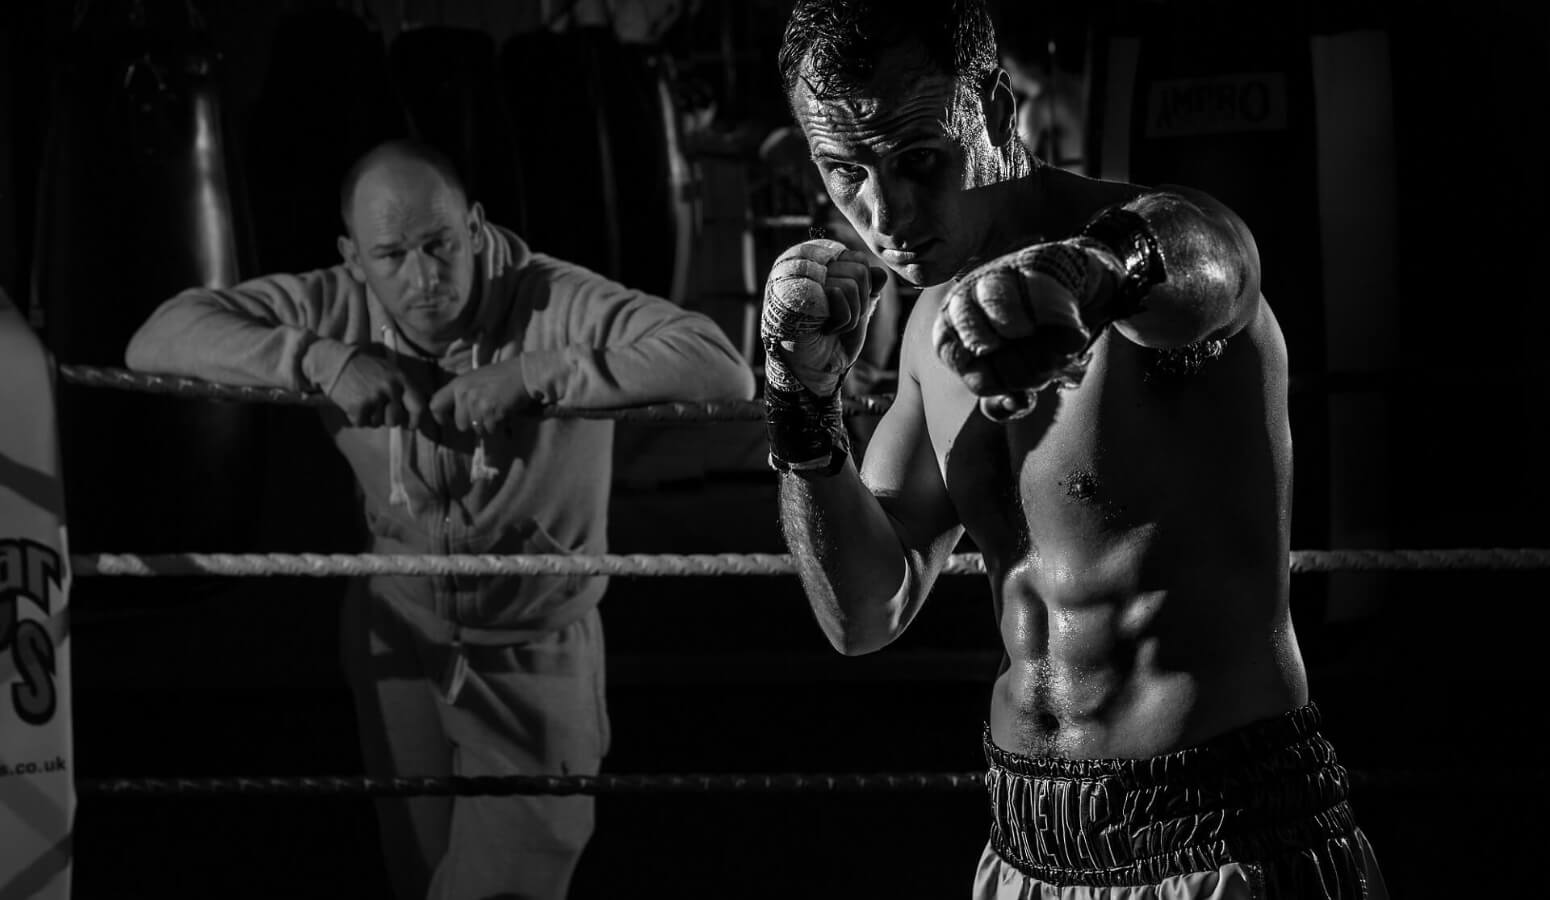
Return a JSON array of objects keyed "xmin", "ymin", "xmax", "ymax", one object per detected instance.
[{"xmin": 981, "ymin": 68, "xmax": 1018, "ymax": 149}]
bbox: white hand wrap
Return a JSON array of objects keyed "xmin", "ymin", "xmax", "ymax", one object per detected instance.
[
  {"xmin": 760, "ymin": 239, "xmax": 851, "ymax": 397},
  {"xmin": 760, "ymin": 239, "xmax": 853, "ymax": 476}
]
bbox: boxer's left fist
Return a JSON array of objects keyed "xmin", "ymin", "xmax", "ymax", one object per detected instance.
[
  {"xmin": 761, "ymin": 238, "xmax": 887, "ymax": 397},
  {"xmin": 933, "ymin": 239, "xmax": 1119, "ymax": 421}
]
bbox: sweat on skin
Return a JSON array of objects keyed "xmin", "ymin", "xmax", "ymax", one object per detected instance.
[{"xmin": 767, "ymin": 36, "xmax": 1296, "ymax": 760}]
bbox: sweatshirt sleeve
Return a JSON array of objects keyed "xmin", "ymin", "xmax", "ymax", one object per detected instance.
[
  {"xmin": 515, "ymin": 258, "xmax": 755, "ymax": 408},
  {"xmin": 124, "ymin": 267, "xmax": 367, "ymax": 393}
]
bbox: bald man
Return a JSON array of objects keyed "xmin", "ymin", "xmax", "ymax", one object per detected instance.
[{"xmin": 126, "ymin": 140, "xmax": 754, "ymax": 900}]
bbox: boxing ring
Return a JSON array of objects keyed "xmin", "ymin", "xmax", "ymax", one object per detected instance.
[{"xmin": 9, "ymin": 361, "xmax": 1550, "ymax": 895}]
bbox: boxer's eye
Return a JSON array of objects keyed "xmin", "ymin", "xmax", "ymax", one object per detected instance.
[
  {"xmin": 899, "ymin": 148, "xmax": 939, "ymax": 176},
  {"xmin": 825, "ymin": 163, "xmax": 865, "ymax": 184}
]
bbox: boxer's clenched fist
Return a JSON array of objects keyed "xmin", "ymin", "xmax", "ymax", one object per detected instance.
[
  {"xmin": 933, "ymin": 238, "xmax": 1121, "ymax": 420},
  {"xmin": 761, "ymin": 239, "xmax": 887, "ymax": 397}
]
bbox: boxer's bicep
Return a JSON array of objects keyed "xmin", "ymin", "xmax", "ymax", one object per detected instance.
[
  {"xmin": 864, "ymin": 395, "xmax": 962, "ymax": 584},
  {"xmin": 861, "ymin": 307, "xmax": 963, "ymax": 594}
]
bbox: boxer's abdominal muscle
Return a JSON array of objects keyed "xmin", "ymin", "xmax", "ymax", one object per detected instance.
[{"xmin": 921, "ymin": 308, "xmax": 1306, "ymax": 760}]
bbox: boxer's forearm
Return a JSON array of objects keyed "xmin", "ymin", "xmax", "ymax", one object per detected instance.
[
  {"xmin": 1093, "ymin": 190, "xmax": 1262, "ymax": 349},
  {"xmin": 778, "ymin": 465, "xmax": 921, "ymax": 656}
]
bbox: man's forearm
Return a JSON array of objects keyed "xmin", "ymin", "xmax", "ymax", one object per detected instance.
[
  {"xmin": 126, "ymin": 292, "xmax": 318, "ymax": 389},
  {"xmin": 778, "ymin": 463, "xmax": 915, "ymax": 655},
  {"xmin": 521, "ymin": 315, "xmax": 754, "ymax": 408},
  {"xmin": 618, "ymin": 320, "xmax": 755, "ymax": 402},
  {"xmin": 125, "ymin": 272, "xmax": 355, "ymax": 390}
]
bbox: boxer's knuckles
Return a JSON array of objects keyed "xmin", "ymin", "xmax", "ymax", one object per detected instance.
[
  {"xmin": 936, "ymin": 324, "xmax": 1091, "ymax": 396},
  {"xmin": 765, "ymin": 249, "xmax": 877, "ymax": 340}
]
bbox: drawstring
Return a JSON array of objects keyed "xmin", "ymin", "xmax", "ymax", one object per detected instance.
[
  {"xmin": 468, "ymin": 225, "xmax": 502, "ymax": 483},
  {"xmin": 468, "ymin": 350, "xmax": 499, "ymax": 483},
  {"xmin": 381, "ymin": 323, "xmax": 498, "ymax": 509},
  {"xmin": 381, "ymin": 326, "xmax": 413, "ymax": 512}
]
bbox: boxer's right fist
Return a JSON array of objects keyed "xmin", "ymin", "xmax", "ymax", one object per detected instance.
[{"xmin": 760, "ymin": 239, "xmax": 887, "ymax": 397}]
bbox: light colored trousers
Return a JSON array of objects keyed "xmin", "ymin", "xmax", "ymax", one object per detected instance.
[{"xmin": 342, "ymin": 583, "xmax": 609, "ymax": 900}]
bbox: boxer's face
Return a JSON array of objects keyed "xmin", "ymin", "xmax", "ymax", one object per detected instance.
[
  {"xmin": 340, "ymin": 161, "xmax": 485, "ymax": 350},
  {"xmin": 793, "ymin": 45, "xmax": 1008, "ymax": 286}
]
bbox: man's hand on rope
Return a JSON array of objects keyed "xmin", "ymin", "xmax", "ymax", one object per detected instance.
[
  {"xmin": 326, "ymin": 350, "xmax": 428, "ymax": 430},
  {"xmin": 429, "ymin": 357, "xmax": 535, "ymax": 437}
]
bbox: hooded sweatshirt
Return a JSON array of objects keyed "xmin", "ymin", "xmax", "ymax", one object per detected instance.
[{"xmin": 126, "ymin": 225, "xmax": 754, "ymax": 641}]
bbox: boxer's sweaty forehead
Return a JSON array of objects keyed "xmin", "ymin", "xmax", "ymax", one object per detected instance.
[{"xmin": 793, "ymin": 67, "xmax": 961, "ymax": 161}]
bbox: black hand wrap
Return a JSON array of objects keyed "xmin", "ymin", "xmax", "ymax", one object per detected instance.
[
  {"xmin": 1079, "ymin": 206, "xmax": 1167, "ymax": 321},
  {"xmin": 764, "ymin": 380, "xmax": 850, "ymax": 477}
]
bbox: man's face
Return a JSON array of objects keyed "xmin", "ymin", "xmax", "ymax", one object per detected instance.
[
  {"xmin": 793, "ymin": 47, "xmax": 1002, "ymax": 286},
  {"xmin": 341, "ymin": 161, "xmax": 483, "ymax": 350}
]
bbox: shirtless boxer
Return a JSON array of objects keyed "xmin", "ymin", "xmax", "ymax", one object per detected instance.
[{"xmin": 762, "ymin": 1, "xmax": 1388, "ymax": 897}]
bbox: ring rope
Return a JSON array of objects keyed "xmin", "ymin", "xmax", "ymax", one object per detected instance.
[
  {"xmin": 73, "ymin": 548, "xmax": 1550, "ymax": 578},
  {"xmin": 79, "ymin": 772, "xmax": 987, "ymax": 798},
  {"xmin": 65, "ymin": 363, "xmax": 1528, "ymax": 419},
  {"xmin": 56, "ymin": 364, "xmax": 893, "ymax": 421},
  {"xmin": 76, "ymin": 767, "xmax": 1544, "ymax": 798}
]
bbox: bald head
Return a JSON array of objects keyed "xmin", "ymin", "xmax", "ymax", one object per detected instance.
[{"xmin": 339, "ymin": 139, "xmax": 468, "ymax": 234}]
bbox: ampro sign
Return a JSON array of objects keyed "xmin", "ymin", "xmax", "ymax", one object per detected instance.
[{"xmin": 1145, "ymin": 73, "xmax": 1290, "ymax": 138}]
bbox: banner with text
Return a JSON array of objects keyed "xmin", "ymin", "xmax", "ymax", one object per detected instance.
[{"xmin": 1, "ymin": 287, "xmax": 74, "ymax": 900}]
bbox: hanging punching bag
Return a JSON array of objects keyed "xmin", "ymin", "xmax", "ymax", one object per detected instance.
[
  {"xmin": 243, "ymin": 6, "xmax": 408, "ymax": 554},
  {"xmin": 391, "ymin": 25, "xmax": 527, "ymax": 236},
  {"xmin": 500, "ymin": 26, "xmax": 685, "ymax": 298},
  {"xmin": 31, "ymin": 0, "xmax": 263, "ymax": 561},
  {"xmin": 245, "ymin": 7, "xmax": 409, "ymax": 273},
  {"xmin": 591, "ymin": 38, "xmax": 685, "ymax": 300},
  {"xmin": 501, "ymin": 27, "xmax": 621, "ymax": 279}
]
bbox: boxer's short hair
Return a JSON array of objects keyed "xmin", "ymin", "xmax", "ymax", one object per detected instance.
[{"xmin": 778, "ymin": 0, "xmax": 1000, "ymax": 102}]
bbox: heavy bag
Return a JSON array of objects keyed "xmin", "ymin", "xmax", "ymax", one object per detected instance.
[
  {"xmin": 500, "ymin": 27, "xmax": 621, "ymax": 279},
  {"xmin": 245, "ymin": 6, "xmax": 409, "ymax": 273},
  {"xmin": 31, "ymin": 0, "xmax": 264, "ymax": 559},
  {"xmin": 243, "ymin": 7, "xmax": 407, "ymax": 555},
  {"xmin": 390, "ymin": 24, "xmax": 528, "ymax": 235},
  {"xmin": 590, "ymin": 36, "xmax": 685, "ymax": 300},
  {"xmin": 500, "ymin": 26, "xmax": 685, "ymax": 297}
]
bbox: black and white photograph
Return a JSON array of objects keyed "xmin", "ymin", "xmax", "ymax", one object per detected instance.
[{"xmin": 2, "ymin": 0, "xmax": 1546, "ymax": 897}]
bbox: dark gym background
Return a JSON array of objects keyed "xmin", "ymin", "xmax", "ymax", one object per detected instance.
[{"xmin": 2, "ymin": 0, "xmax": 1547, "ymax": 897}]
